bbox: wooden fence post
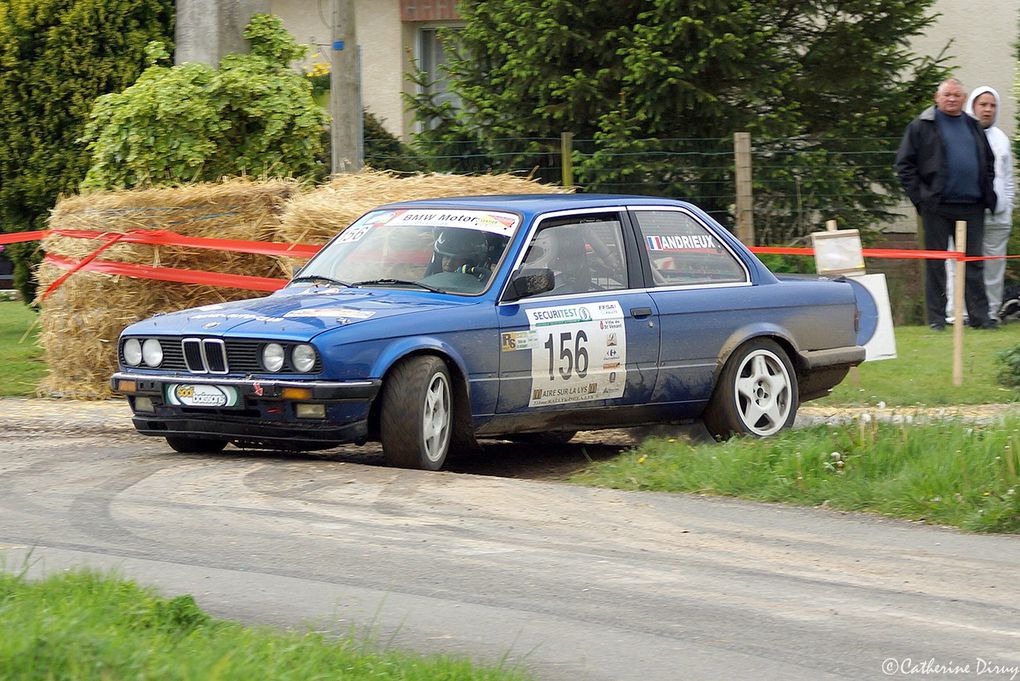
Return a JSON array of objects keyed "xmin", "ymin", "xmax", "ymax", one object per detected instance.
[
  {"xmin": 734, "ymin": 132, "xmax": 754, "ymax": 245},
  {"xmin": 560, "ymin": 132, "xmax": 574, "ymax": 188},
  {"xmin": 953, "ymin": 220, "xmax": 966, "ymax": 386}
]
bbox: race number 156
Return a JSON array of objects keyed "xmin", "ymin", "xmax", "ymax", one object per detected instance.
[{"xmin": 544, "ymin": 330, "xmax": 588, "ymax": 380}]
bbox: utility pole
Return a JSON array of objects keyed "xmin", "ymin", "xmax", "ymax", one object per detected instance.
[
  {"xmin": 331, "ymin": 0, "xmax": 363, "ymax": 173},
  {"xmin": 175, "ymin": 0, "xmax": 268, "ymax": 66}
]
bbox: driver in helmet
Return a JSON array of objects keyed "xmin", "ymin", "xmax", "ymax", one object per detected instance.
[{"xmin": 421, "ymin": 228, "xmax": 495, "ymax": 291}]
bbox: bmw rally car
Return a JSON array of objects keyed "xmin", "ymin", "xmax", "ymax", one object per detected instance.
[{"xmin": 112, "ymin": 195, "xmax": 865, "ymax": 470}]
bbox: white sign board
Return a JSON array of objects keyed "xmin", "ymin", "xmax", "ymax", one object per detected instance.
[
  {"xmin": 846, "ymin": 273, "xmax": 897, "ymax": 361},
  {"xmin": 811, "ymin": 229, "xmax": 865, "ymax": 276}
]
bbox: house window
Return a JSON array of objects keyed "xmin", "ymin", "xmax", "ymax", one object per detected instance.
[{"xmin": 418, "ymin": 26, "xmax": 461, "ymax": 113}]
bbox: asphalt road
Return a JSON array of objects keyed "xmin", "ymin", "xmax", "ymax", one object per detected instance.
[{"xmin": 2, "ymin": 401, "xmax": 1020, "ymax": 681}]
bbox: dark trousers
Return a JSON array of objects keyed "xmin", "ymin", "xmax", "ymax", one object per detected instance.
[{"xmin": 920, "ymin": 202, "xmax": 989, "ymax": 327}]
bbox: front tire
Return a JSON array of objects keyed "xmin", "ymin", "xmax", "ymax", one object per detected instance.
[
  {"xmin": 165, "ymin": 435, "xmax": 228, "ymax": 453},
  {"xmin": 704, "ymin": 339, "xmax": 798, "ymax": 440},
  {"xmin": 380, "ymin": 356, "xmax": 453, "ymax": 470}
]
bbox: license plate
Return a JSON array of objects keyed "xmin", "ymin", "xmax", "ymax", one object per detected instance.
[{"xmin": 166, "ymin": 384, "xmax": 239, "ymax": 408}]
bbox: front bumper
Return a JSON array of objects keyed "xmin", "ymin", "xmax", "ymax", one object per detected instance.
[
  {"xmin": 111, "ymin": 372, "xmax": 382, "ymax": 448},
  {"xmin": 111, "ymin": 372, "xmax": 381, "ymax": 401}
]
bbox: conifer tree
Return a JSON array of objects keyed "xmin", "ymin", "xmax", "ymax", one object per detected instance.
[
  {"xmin": 0, "ymin": 0, "xmax": 173, "ymax": 301},
  {"xmin": 411, "ymin": 0, "xmax": 948, "ymax": 241}
]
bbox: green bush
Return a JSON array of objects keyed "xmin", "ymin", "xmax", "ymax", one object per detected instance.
[
  {"xmin": 80, "ymin": 15, "xmax": 327, "ymax": 189},
  {"xmin": 997, "ymin": 343, "xmax": 1020, "ymax": 389},
  {"xmin": 0, "ymin": 0, "xmax": 174, "ymax": 301},
  {"xmin": 364, "ymin": 111, "xmax": 426, "ymax": 173}
]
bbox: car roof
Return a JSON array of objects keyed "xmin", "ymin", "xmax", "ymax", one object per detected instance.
[{"xmin": 376, "ymin": 194, "xmax": 695, "ymax": 221}]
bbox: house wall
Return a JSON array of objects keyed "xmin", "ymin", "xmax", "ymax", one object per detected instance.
[
  {"xmin": 270, "ymin": 0, "xmax": 408, "ymax": 137},
  {"xmin": 268, "ymin": 2, "xmax": 1020, "ymax": 142},
  {"xmin": 911, "ymin": 0, "xmax": 1020, "ymax": 137}
]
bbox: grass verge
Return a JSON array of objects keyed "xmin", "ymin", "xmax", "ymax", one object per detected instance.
[
  {"xmin": 0, "ymin": 569, "xmax": 531, "ymax": 681},
  {"xmin": 817, "ymin": 322, "xmax": 1020, "ymax": 406},
  {"xmin": 0, "ymin": 300, "xmax": 44, "ymax": 397},
  {"xmin": 572, "ymin": 417, "xmax": 1020, "ymax": 533}
]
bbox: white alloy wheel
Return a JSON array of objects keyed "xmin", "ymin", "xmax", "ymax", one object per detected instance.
[
  {"xmin": 732, "ymin": 348, "xmax": 793, "ymax": 436},
  {"xmin": 421, "ymin": 371, "xmax": 452, "ymax": 464},
  {"xmin": 380, "ymin": 356, "xmax": 454, "ymax": 470},
  {"xmin": 704, "ymin": 338, "xmax": 799, "ymax": 440}
]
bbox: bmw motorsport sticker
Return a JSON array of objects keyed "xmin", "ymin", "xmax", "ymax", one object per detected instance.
[
  {"xmin": 524, "ymin": 301, "xmax": 627, "ymax": 407},
  {"xmin": 166, "ymin": 384, "xmax": 239, "ymax": 408}
]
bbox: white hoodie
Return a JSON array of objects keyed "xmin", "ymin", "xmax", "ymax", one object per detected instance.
[{"xmin": 965, "ymin": 85, "xmax": 1014, "ymax": 225}]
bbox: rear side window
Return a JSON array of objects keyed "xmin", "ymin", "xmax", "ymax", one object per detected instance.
[
  {"xmin": 633, "ymin": 210, "xmax": 746, "ymax": 286},
  {"xmin": 520, "ymin": 214, "xmax": 628, "ymax": 296}
]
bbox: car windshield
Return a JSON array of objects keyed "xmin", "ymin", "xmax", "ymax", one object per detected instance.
[{"xmin": 292, "ymin": 208, "xmax": 520, "ymax": 295}]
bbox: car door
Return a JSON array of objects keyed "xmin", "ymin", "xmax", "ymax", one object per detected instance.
[
  {"xmin": 629, "ymin": 206, "xmax": 756, "ymax": 406},
  {"xmin": 495, "ymin": 209, "xmax": 659, "ymax": 414}
]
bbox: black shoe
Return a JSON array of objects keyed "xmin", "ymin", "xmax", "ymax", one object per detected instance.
[
  {"xmin": 929, "ymin": 322, "xmax": 945, "ymax": 331},
  {"xmin": 974, "ymin": 319, "xmax": 1000, "ymax": 330}
]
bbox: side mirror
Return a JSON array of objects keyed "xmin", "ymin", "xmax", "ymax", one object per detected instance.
[{"xmin": 503, "ymin": 268, "xmax": 555, "ymax": 302}]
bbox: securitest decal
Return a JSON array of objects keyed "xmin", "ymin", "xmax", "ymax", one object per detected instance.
[{"xmin": 524, "ymin": 301, "xmax": 627, "ymax": 407}]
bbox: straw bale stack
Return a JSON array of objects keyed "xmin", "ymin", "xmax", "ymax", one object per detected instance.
[
  {"xmin": 35, "ymin": 171, "xmax": 567, "ymax": 398},
  {"xmin": 275, "ymin": 169, "xmax": 570, "ymax": 275},
  {"xmin": 36, "ymin": 179, "xmax": 298, "ymax": 398}
]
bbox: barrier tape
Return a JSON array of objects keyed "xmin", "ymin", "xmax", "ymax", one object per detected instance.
[
  {"xmin": 42, "ymin": 233, "xmax": 126, "ymax": 300},
  {"xmin": 44, "ymin": 254, "xmax": 288, "ymax": 292},
  {"xmin": 4, "ymin": 226, "xmax": 1018, "ymax": 295},
  {"xmin": 750, "ymin": 245, "xmax": 1002, "ymax": 262},
  {"xmin": 0, "ymin": 230, "xmax": 51, "ymax": 245},
  {"xmin": 1, "ymin": 228, "xmax": 321, "ymax": 257}
]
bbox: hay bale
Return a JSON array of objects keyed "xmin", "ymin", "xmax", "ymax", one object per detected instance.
[
  {"xmin": 37, "ymin": 172, "xmax": 568, "ymax": 398},
  {"xmin": 276, "ymin": 169, "xmax": 570, "ymax": 248},
  {"xmin": 37, "ymin": 178, "xmax": 298, "ymax": 398}
]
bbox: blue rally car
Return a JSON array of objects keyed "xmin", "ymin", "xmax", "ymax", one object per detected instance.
[{"xmin": 111, "ymin": 195, "xmax": 865, "ymax": 470}]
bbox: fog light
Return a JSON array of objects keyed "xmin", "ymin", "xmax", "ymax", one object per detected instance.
[
  {"xmin": 117, "ymin": 379, "xmax": 137, "ymax": 393},
  {"xmin": 295, "ymin": 403, "xmax": 326, "ymax": 419},
  {"xmin": 282, "ymin": 387, "xmax": 312, "ymax": 400},
  {"xmin": 133, "ymin": 396, "xmax": 154, "ymax": 413}
]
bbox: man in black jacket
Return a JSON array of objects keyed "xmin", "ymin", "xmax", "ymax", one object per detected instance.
[{"xmin": 895, "ymin": 77, "xmax": 998, "ymax": 330}]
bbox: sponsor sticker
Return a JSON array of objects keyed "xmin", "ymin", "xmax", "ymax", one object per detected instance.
[
  {"xmin": 524, "ymin": 301, "xmax": 628, "ymax": 407},
  {"xmin": 166, "ymin": 384, "xmax": 239, "ymax": 408},
  {"xmin": 501, "ymin": 330, "xmax": 539, "ymax": 352},
  {"xmin": 376, "ymin": 209, "xmax": 520, "ymax": 236},
  {"xmin": 645, "ymin": 234, "xmax": 718, "ymax": 251},
  {"xmin": 283, "ymin": 308, "xmax": 375, "ymax": 320}
]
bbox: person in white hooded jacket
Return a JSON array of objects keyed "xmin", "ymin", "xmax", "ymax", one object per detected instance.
[{"xmin": 948, "ymin": 86, "xmax": 1014, "ymax": 322}]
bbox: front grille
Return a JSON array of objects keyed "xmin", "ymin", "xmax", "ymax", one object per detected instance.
[
  {"xmin": 120, "ymin": 337, "xmax": 322, "ymax": 375},
  {"xmin": 182, "ymin": 338, "xmax": 227, "ymax": 374}
]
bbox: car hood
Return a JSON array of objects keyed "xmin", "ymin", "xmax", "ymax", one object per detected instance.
[{"xmin": 124, "ymin": 286, "xmax": 463, "ymax": 339}]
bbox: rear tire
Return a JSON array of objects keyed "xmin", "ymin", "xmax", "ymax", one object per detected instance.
[
  {"xmin": 704, "ymin": 339, "xmax": 798, "ymax": 440},
  {"xmin": 165, "ymin": 435, "xmax": 228, "ymax": 453},
  {"xmin": 380, "ymin": 356, "xmax": 453, "ymax": 470}
]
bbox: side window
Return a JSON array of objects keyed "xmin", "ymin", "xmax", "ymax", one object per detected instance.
[
  {"xmin": 521, "ymin": 215, "xmax": 628, "ymax": 296},
  {"xmin": 633, "ymin": 210, "xmax": 746, "ymax": 286}
]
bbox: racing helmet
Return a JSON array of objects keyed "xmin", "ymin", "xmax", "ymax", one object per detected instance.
[
  {"xmin": 524, "ymin": 229, "xmax": 558, "ymax": 269},
  {"xmin": 434, "ymin": 229, "xmax": 490, "ymax": 265}
]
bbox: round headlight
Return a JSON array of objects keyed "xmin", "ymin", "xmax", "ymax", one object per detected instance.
[
  {"xmin": 123, "ymin": 338, "xmax": 142, "ymax": 366},
  {"xmin": 292, "ymin": 344, "xmax": 316, "ymax": 373},
  {"xmin": 262, "ymin": 343, "xmax": 285, "ymax": 372},
  {"xmin": 142, "ymin": 338, "xmax": 163, "ymax": 367}
]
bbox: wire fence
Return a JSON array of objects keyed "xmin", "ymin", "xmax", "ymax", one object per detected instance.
[{"xmin": 365, "ymin": 134, "xmax": 915, "ymax": 245}]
